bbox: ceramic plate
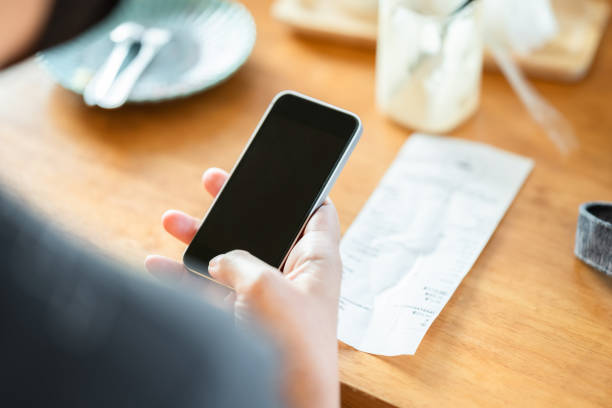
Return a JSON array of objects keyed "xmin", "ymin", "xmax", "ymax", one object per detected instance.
[{"xmin": 38, "ymin": 0, "xmax": 256, "ymax": 103}]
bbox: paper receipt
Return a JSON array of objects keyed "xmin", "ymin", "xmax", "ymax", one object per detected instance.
[{"xmin": 337, "ymin": 134, "xmax": 534, "ymax": 356}]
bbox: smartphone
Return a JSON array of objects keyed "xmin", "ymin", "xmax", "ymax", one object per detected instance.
[{"xmin": 183, "ymin": 91, "xmax": 362, "ymax": 282}]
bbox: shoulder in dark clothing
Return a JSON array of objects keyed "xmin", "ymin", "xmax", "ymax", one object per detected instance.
[{"xmin": 0, "ymin": 188, "xmax": 283, "ymax": 408}]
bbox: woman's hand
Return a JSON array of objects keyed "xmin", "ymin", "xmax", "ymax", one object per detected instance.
[{"xmin": 145, "ymin": 167, "xmax": 342, "ymax": 408}]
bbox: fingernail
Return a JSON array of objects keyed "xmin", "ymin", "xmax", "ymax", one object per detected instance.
[{"xmin": 209, "ymin": 255, "xmax": 221, "ymax": 271}]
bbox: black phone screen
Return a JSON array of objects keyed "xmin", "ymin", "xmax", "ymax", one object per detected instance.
[{"xmin": 184, "ymin": 93, "xmax": 359, "ymax": 275}]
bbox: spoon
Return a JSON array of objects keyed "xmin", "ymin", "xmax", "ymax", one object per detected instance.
[
  {"xmin": 407, "ymin": 0, "xmax": 477, "ymax": 76},
  {"xmin": 83, "ymin": 22, "xmax": 144, "ymax": 106},
  {"xmin": 450, "ymin": 0, "xmax": 476, "ymax": 18},
  {"xmin": 97, "ymin": 27, "xmax": 172, "ymax": 109}
]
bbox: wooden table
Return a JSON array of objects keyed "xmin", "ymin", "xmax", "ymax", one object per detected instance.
[{"xmin": 1, "ymin": 1, "xmax": 611, "ymax": 406}]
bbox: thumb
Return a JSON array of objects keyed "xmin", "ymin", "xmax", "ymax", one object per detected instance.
[
  {"xmin": 303, "ymin": 199, "xmax": 340, "ymax": 243},
  {"xmin": 208, "ymin": 249, "xmax": 281, "ymax": 294}
]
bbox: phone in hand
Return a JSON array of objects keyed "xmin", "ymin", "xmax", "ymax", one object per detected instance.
[{"xmin": 183, "ymin": 91, "xmax": 362, "ymax": 282}]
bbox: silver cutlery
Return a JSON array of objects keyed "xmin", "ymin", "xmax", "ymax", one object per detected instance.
[
  {"xmin": 96, "ymin": 27, "xmax": 172, "ymax": 109},
  {"xmin": 83, "ymin": 22, "xmax": 144, "ymax": 106}
]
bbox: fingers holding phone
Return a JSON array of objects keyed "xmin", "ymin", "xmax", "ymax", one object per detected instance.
[{"xmin": 183, "ymin": 91, "xmax": 361, "ymax": 281}]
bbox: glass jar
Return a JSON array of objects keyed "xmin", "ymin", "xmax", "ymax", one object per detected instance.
[{"xmin": 376, "ymin": 0, "xmax": 483, "ymax": 133}]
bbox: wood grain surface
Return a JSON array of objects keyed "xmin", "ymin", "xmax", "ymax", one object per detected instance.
[{"xmin": 0, "ymin": 1, "xmax": 611, "ymax": 406}]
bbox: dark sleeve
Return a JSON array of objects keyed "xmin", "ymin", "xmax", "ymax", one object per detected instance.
[
  {"xmin": 6, "ymin": 0, "xmax": 119, "ymax": 66},
  {"xmin": 0, "ymin": 188, "xmax": 283, "ymax": 408},
  {"xmin": 35, "ymin": 0, "xmax": 120, "ymax": 50}
]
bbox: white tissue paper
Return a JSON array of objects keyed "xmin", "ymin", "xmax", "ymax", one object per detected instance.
[
  {"xmin": 482, "ymin": 0, "xmax": 577, "ymax": 153},
  {"xmin": 482, "ymin": 0, "xmax": 559, "ymax": 54}
]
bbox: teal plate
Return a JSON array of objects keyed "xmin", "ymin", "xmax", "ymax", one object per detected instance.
[{"xmin": 38, "ymin": 0, "xmax": 256, "ymax": 103}]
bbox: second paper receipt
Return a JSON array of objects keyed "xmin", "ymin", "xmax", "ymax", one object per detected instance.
[{"xmin": 338, "ymin": 134, "xmax": 533, "ymax": 356}]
